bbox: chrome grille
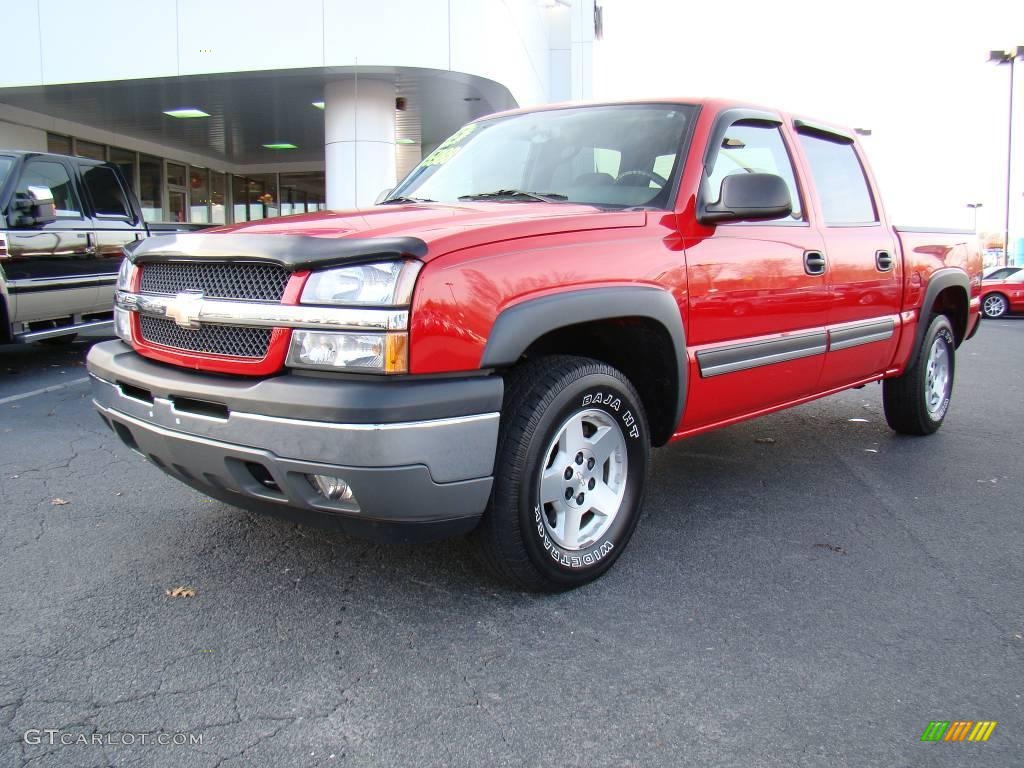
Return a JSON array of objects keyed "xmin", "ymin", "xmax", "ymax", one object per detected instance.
[
  {"xmin": 139, "ymin": 262, "xmax": 289, "ymax": 301},
  {"xmin": 139, "ymin": 315, "xmax": 272, "ymax": 358}
]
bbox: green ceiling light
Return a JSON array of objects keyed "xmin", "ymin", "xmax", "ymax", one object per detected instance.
[
  {"xmin": 163, "ymin": 108, "xmax": 210, "ymax": 118},
  {"xmin": 312, "ymin": 101, "xmax": 325, "ymax": 110},
  {"xmin": 395, "ymin": 138, "xmax": 416, "ymax": 145},
  {"xmin": 263, "ymin": 143, "xmax": 298, "ymax": 150}
]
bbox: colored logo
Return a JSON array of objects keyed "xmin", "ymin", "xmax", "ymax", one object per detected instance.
[{"xmin": 921, "ymin": 721, "xmax": 997, "ymax": 742}]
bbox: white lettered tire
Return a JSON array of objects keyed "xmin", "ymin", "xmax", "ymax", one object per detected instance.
[{"xmin": 474, "ymin": 355, "xmax": 650, "ymax": 591}]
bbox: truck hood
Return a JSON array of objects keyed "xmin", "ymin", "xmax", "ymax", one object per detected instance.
[{"xmin": 213, "ymin": 202, "xmax": 647, "ymax": 261}]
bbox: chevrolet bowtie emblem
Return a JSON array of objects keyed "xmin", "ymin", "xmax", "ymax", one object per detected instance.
[{"xmin": 165, "ymin": 291, "xmax": 204, "ymax": 329}]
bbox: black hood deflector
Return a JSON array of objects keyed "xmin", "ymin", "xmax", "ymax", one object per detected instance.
[{"xmin": 125, "ymin": 233, "xmax": 428, "ymax": 270}]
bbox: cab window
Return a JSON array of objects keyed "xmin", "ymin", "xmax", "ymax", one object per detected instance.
[
  {"xmin": 16, "ymin": 160, "xmax": 82, "ymax": 218},
  {"xmin": 797, "ymin": 132, "xmax": 878, "ymax": 225},
  {"xmin": 705, "ymin": 122, "xmax": 802, "ymax": 221}
]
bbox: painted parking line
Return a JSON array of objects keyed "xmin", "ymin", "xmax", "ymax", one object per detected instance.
[{"xmin": 0, "ymin": 377, "xmax": 89, "ymax": 406}]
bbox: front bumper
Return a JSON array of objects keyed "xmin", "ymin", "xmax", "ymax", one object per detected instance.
[{"xmin": 87, "ymin": 341, "xmax": 502, "ymax": 541}]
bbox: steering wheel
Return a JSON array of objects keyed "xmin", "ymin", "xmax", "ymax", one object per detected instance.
[{"xmin": 615, "ymin": 169, "xmax": 668, "ymax": 188}]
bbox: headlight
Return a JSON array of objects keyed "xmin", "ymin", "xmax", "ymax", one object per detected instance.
[
  {"xmin": 300, "ymin": 260, "xmax": 421, "ymax": 306},
  {"xmin": 286, "ymin": 330, "xmax": 408, "ymax": 374},
  {"xmin": 116, "ymin": 257, "xmax": 136, "ymax": 291}
]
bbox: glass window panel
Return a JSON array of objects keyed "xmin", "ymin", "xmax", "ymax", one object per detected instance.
[
  {"xmin": 108, "ymin": 147, "xmax": 137, "ymax": 195},
  {"xmin": 189, "ymin": 166, "xmax": 209, "ymax": 223},
  {"xmin": 210, "ymin": 172, "xmax": 227, "ymax": 224},
  {"xmin": 232, "ymin": 175, "xmax": 248, "ymax": 222},
  {"xmin": 83, "ymin": 165, "xmax": 131, "ymax": 217},
  {"xmin": 75, "ymin": 140, "xmax": 106, "ymax": 161},
  {"xmin": 797, "ymin": 133, "xmax": 877, "ymax": 225},
  {"xmin": 16, "ymin": 160, "xmax": 81, "ymax": 217},
  {"xmin": 280, "ymin": 172, "xmax": 325, "ymax": 216},
  {"xmin": 166, "ymin": 162, "xmax": 186, "ymax": 188},
  {"xmin": 47, "ymin": 133, "xmax": 72, "ymax": 155},
  {"xmin": 168, "ymin": 190, "xmax": 187, "ymax": 223},
  {"xmin": 707, "ymin": 123, "xmax": 803, "ymax": 221},
  {"xmin": 139, "ymin": 154, "xmax": 163, "ymax": 222}
]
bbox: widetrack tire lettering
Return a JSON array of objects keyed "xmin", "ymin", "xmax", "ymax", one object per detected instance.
[
  {"xmin": 534, "ymin": 504, "xmax": 614, "ymax": 569},
  {"xmin": 581, "ymin": 391, "xmax": 641, "ymax": 440}
]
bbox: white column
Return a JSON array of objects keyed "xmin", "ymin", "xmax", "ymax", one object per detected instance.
[
  {"xmin": 570, "ymin": 0, "xmax": 595, "ymax": 101},
  {"xmin": 324, "ymin": 79, "xmax": 396, "ymax": 210}
]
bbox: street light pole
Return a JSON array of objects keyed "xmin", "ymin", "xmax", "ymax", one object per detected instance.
[
  {"xmin": 967, "ymin": 202, "xmax": 983, "ymax": 232},
  {"xmin": 990, "ymin": 47, "xmax": 1024, "ymax": 266}
]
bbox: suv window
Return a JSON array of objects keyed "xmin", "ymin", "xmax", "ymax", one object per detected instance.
[
  {"xmin": 797, "ymin": 133, "xmax": 877, "ymax": 225},
  {"xmin": 706, "ymin": 122, "xmax": 802, "ymax": 221},
  {"xmin": 16, "ymin": 160, "xmax": 81, "ymax": 218},
  {"xmin": 83, "ymin": 165, "xmax": 131, "ymax": 218}
]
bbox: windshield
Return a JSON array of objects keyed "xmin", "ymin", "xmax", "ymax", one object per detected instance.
[
  {"xmin": 391, "ymin": 104, "xmax": 696, "ymax": 210},
  {"xmin": 0, "ymin": 156, "xmax": 13, "ymax": 188}
]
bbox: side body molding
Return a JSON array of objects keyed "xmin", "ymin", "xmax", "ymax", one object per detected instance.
[
  {"xmin": 480, "ymin": 286, "xmax": 688, "ymax": 437},
  {"xmin": 911, "ymin": 268, "xmax": 969, "ymax": 358}
]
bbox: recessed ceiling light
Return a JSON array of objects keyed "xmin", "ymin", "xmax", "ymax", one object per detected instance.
[
  {"xmin": 263, "ymin": 143, "xmax": 298, "ymax": 150},
  {"xmin": 163, "ymin": 108, "xmax": 210, "ymax": 119},
  {"xmin": 312, "ymin": 101, "xmax": 325, "ymax": 110},
  {"xmin": 395, "ymin": 138, "xmax": 416, "ymax": 145}
]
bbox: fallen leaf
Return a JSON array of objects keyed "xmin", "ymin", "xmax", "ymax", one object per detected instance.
[
  {"xmin": 114, "ymin": 492, "xmax": 122, "ymax": 497},
  {"xmin": 815, "ymin": 543, "xmax": 847, "ymax": 555},
  {"xmin": 754, "ymin": 437, "xmax": 776, "ymax": 444},
  {"xmin": 50, "ymin": 498, "xmax": 70, "ymax": 506},
  {"xmin": 165, "ymin": 586, "xmax": 196, "ymax": 598},
  {"xmin": 848, "ymin": 418, "xmax": 869, "ymax": 423},
  {"xmin": 863, "ymin": 448, "xmax": 878, "ymax": 453}
]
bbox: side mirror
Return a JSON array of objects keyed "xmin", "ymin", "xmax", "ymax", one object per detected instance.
[
  {"xmin": 699, "ymin": 173, "xmax": 792, "ymax": 225},
  {"xmin": 13, "ymin": 185, "xmax": 57, "ymax": 226},
  {"xmin": 374, "ymin": 188, "xmax": 394, "ymax": 205}
]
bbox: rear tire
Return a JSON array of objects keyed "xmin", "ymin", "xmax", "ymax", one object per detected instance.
[
  {"xmin": 473, "ymin": 355, "xmax": 650, "ymax": 591},
  {"xmin": 982, "ymin": 293, "xmax": 1008, "ymax": 318},
  {"xmin": 882, "ymin": 314, "xmax": 955, "ymax": 435}
]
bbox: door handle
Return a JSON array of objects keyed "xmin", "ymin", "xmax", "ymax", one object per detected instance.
[
  {"xmin": 804, "ymin": 250, "xmax": 827, "ymax": 276},
  {"xmin": 84, "ymin": 232, "xmax": 97, "ymax": 256},
  {"xmin": 875, "ymin": 250, "xmax": 894, "ymax": 272}
]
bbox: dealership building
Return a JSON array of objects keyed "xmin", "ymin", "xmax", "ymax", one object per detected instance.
[{"xmin": 0, "ymin": 0, "xmax": 597, "ymax": 224}]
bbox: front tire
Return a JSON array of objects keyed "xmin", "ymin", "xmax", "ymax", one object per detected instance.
[
  {"xmin": 474, "ymin": 355, "xmax": 650, "ymax": 591},
  {"xmin": 982, "ymin": 293, "xmax": 1008, "ymax": 318},
  {"xmin": 882, "ymin": 314, "xmax": 955, "ymax": 435}
]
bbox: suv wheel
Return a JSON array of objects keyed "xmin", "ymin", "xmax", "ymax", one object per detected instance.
[
  {"xmin": 882, "ymin": 314, "xmax": 955, "ymax": 435},
  {"xmin": 982, "ymin": 293, "xmax": 1008, "ymax": 318},
  {"xmin": 474, "ymin": 355, "xmax": 650, "ymax": 591}
]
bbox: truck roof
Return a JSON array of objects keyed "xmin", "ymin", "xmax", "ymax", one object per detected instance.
[{"xmin": 0, "ymin": 149, "xmax": 109, "ymax": 166}]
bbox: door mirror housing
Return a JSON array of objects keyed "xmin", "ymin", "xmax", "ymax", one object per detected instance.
[
  {"xmin": 12, "ymin": 185, "xmax": 57, "ymax": 226},
  {"xmin": 699, "ymin": 173, "xmax": 792, "ymax": 225}
]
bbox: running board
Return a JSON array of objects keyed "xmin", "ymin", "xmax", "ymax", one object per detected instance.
[{"xmin": 15, "ymin": 319, "xmax": 114, "ymax": 343}]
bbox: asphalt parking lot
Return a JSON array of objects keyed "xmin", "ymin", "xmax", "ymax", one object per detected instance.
[{"xmin": 0, "ymin": 320, "xmax": 1021, "ymax": 768}]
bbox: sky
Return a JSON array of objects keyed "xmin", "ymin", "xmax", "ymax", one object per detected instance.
[{"xmin": 591, "ymin": 0, "xmax": 1024, "ymax": 242}]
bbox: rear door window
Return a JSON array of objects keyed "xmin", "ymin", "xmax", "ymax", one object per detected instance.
[
  {"xmin": 797, "ymin": 132, "xmax": 878, "ymax": 225},
  {"xmin": 83, "ymin": 165, "xmax": 132, "ymax": 218}
]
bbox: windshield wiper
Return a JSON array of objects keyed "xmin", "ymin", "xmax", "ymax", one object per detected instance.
[
  {"xmin": 458, "ymin": 189, "xmax": 568, "ymax": 203},
  {"xmin": 379, "ymin": 195, "xmax": 435, "ymax": 204}
]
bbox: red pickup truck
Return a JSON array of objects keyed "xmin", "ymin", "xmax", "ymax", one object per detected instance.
[{"xmin": 87, "ymin": 98, "xmax": 982, "ymax": 590}]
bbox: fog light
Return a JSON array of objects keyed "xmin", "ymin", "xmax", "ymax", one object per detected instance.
[
  {"xmin": 114, "ymin": 306, "xmax": 133, "ymax": 343},
  {"xmin": 307, "ymin": 473, "xmax": 359, "ymax": 507}
]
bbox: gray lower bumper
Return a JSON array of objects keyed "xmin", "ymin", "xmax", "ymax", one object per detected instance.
[{"xmin": 87, "ymin": 341, "xmax": 501, "ymax": 535}]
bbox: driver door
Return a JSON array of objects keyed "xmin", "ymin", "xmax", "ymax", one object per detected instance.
[{"xmin": 5, "ymin": 157, "xmax": 99, "ymax": 325}]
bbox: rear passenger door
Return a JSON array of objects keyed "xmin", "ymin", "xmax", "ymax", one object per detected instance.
[
  {"xmin": 795, "ymin": 126, "xmax": 901, "ymax": 388},
  {"xmin": 80, "ymin": 162, "xmax": 147, "ymax": 308}
]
